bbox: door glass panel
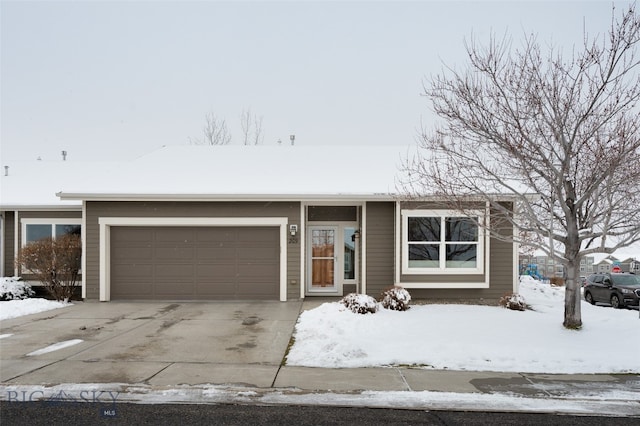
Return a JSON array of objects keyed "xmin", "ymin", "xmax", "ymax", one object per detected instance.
[
  {"xmin": 311, "ymin": 229, "xmax": 334, "ymax": 257},
  {"xmin": 312, "ymin": 259, "xmax": 334, "ymax": 286},
  {"xmin": 344, "ymin": 228, "xmax": 356, "ymax": 280},
  {"xmin": 310, "ymin": 229, "xmax": 336, "ymax": 288}
]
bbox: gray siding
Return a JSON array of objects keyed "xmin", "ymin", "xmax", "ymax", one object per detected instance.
[
  {"xmin": 2, "ymin": 211, "xmax": 15, "ymax": 276},
  {"xmin": 365, "ymin": 202, "xmax": 395, "ymax": 297},
  {"xmin": 85, "ymin": 201, "xmax": 301, "ymax": 300}
]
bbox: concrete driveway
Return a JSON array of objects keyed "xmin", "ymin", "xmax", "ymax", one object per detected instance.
[{"xmin": 0, "ymin": 300, "xmax": 303, "ymax": 388}]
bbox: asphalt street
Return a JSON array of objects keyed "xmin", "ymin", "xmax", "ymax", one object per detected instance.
[{"xmin": 1, "ymin": 402, "xmax": 637, "ymax": 426}]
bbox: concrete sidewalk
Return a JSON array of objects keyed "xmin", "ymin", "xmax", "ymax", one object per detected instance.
[{"xmin": 1, "ymin": 301, "xmax": 639, "ymax": 416}]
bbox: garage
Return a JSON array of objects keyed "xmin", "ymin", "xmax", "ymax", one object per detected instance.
[{"xmin": 110, "ymin": 226, "xmax": 280, "ymax": 300}]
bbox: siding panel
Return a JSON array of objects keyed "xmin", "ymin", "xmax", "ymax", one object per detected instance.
[{"xmin": 365, "ymin": 202, "xmax": 395, "ymax": 297}]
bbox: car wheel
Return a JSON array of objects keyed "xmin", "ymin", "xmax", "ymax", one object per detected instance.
[
  {"xmin": 610, "ymin": 294, "xmax": 622, "ymax": 309},
  {"xmin": 585, "ymin": 292, "xmax": 595, "ymax": 305}
]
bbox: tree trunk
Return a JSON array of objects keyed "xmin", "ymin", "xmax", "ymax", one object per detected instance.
[{"xmin": 563, "ymin": 260, "xmax": 582, "ymax": 329}]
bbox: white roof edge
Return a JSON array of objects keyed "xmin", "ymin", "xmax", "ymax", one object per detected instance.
[
  {"xmin": 56, "ymin": 192, "xmax": 397, "ymax": 202},
  {"xmin": 56, "ymin": 192, "xmax": 526, "ymax": 203},
  {"xmin": 0, "ymin": 204, "xmax": 82, "ymax": 211}
]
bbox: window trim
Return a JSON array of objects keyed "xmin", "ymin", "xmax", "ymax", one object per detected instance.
[
  {"xmin": 21, "ymin": 218, "xmax": 82, "ymax": 246},
  {"xmin": 401, "ymin": 209, "xmax": 485, "ymax": 275}
]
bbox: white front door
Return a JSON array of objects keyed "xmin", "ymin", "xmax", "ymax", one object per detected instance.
[{"xmin": 307, "ymin": 224, "xmax": 358, "ymax": 295}]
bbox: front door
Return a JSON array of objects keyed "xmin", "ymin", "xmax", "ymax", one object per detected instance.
[{"xmin": 308, "ymin": 226, "xmax": 338, "ymax": 293}]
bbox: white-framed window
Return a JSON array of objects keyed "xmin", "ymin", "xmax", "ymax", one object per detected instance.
[
  {"xmin": 21, "ymin": 219, "xmax": 82, "ymax": 246},
  {"xmin": 401, "ymin": 210, "xmax": 484, "ymax": 275}
]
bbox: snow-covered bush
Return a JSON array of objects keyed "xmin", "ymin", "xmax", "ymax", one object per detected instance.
[
  {"xmin": 340, "ymin": 293, "xmax": 378, "ymax": 314},
  {"xmin": 499, "ymin": 292, "xmax": 527, "ymax": 311},
  {"xmin": 1, "ymin": 277, "xmax": 34, "ymax": 301},
  {"xmin": 379, "ymin": 285, "xmax": 411, "ymax": 311}
]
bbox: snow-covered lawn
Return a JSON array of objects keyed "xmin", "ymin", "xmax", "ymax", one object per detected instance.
[
  {"xmin": 286, "ymin": 276, "xmax": 640, "ymax": 374},
  {"xmin": 0, "ymin": 277, "xmax": 72, "ymax": 321}
]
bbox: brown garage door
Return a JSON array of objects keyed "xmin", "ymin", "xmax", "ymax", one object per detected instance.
[{"xmin": 110, "ymin": 226, "xmax": 279, "ymax": 300}]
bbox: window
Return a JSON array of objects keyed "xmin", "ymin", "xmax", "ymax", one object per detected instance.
[
  {"xmin": 22, "ymin": 219, "xmax": 81, "ymax": 246},
  {"xmin": 402, "ymin": 210, "xmax": 484, "ymax": 274}
]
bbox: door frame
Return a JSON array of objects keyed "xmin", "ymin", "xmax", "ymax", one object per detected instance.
[{"xmin": 305, "ymin": 221, "xmax": 359, "ymax": 296}]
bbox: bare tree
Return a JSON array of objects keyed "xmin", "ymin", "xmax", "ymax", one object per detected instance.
[
  {"xmin": 240, "ymin": 108, "xmax": 264, "ymax": 145},
  {"xmin": 190, "ymin": 112, "xmax": 232, "ymax": 145},
  {"xmin": 401, "ymin": 5, "xmax": 640, "ymax": 329},
  {"xmin": 17, "ymin": 234, "xmax": 82, "ymax": 302}
]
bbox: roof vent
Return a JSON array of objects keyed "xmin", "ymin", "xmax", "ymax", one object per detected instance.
[
  {"xmin": 62, "ymin": 150, "xmax": 67, "ymax": 161},
  {"xmin": 290, "ymin": 134, "xmax": 295, "ymax": 146},
  {"xmin": 3, "ymin": 166, "xmax": 8, "ymax": 176}
]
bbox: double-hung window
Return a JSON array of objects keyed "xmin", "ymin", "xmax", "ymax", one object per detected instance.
[{"xmin": 402, "ymin": 210, "xmax": 484, "ymax": 274}]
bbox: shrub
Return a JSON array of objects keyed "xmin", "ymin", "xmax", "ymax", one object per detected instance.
[
  {"xmin": 16, "ymin": 234, "xmax": 82, "ymax": 302},
  {"xmin": 499, "ymin": 292, "xmax": 527, "ymax": 311},
  {"xmin": 340, "ymin": 293, "xmax": 378, "ymax": 314},
  {"xmin": 0, "ymin": 277, "xmax": 34, "ymax": 300},
  {"xmin": 379, "ymin": 285, "xmax": 411, "ymax": 311}
]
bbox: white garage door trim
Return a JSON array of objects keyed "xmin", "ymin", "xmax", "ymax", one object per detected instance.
[{"xmin": 98, "ymin": 217, "xmax": 289, "ymax": 302}]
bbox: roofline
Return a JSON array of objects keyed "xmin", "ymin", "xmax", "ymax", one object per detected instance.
[
  {"xmin": 56, "ymin": 192, "xmax": 397, "ymax": 202},
  {"xmin": 0, "ymin": 204, "xmax": 82, "ymax": 211},
  {"xmin": 56, "ymin": 192, "xmax": 527, "ymax": 203}
]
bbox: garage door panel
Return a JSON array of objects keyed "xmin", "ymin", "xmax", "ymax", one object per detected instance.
[
  {"xmin": 111, "ymin": 264, "xmax": 153, "ymax": 280},
  {"xmin": 237, "ymin": 247, "xmax": 279, "ymax": 261},
  {"xmin": 197, "ymin": 228, "xmax": 237, "ymax": 242},
  {"xmin": 112, "ymin": 247, "xmax": 153, "ymax": 261},
  {"xmin": 153, "ymin": 281, "xmax": 195, "ymax": 296},
  {"xmin": 155, "ymin": 263, "xmax": 195, "ymax": 278},
  {"xmin": 196, "ymin": 264, "xmax": 236, "ymax": 277},
  {"xmin": 155, "ymin": 247, "xmax": 195, "ymax": 260},
  {"xmin": 111, "ymin": 226, "xmax": 279, "ymax": 300},
  {"xmin": 238, "ymin": 263, "xmax": 279, "ymax": 275},
  {"xmin": 112, "ymin": 228, "xmax": 153, "ymax": 243},
  {"xmin": 195, "ymin": 282, "xmax": 236, "ymax": 297},
  {"xmin": 111, "ymin": 280, "xmax": 154, "ymax": 296},
  {"xmin": 155, "ymin": 228, "xmax": 196, "ymax": 243},
  {"xmin": 237, "ymin": 283, "xmax": 279, "ymax": 298},
  {"xmin": 196, "ymin": 247, "xmax": 238, "ymax": 261},
  {"xmin": 238, "ymin": 228, "xmax": 278, "ymax": 242}
]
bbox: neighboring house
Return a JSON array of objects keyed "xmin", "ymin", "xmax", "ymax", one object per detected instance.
[
  {"xmin": 0, "ymin": 156, "xmax": 114, "ymax": 286},
  {"xmin": 1, "ymin": 145, "xmax": 520, "ymax": 302},
  {"xmin": 594, "ymin": 256, "xmax": 639, "ymax": 274},
  {"xmin": 519, "ymin": 254, "xmax": 595, "ymax": 279}
]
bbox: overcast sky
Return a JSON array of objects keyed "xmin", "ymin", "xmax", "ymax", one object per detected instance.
[{"xmin": 0, "ymin": 0, "xmax": 632, "ymax": 161}]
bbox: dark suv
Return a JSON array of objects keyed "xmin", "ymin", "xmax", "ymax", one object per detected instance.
[{"xmin": 584, "ymin": 273, "xmax": 640, "ymax": 308}]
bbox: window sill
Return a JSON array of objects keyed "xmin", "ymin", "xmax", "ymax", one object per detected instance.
[{"xmin": 397, "ymin": 281, "xmax": 490, "ymax": 289}]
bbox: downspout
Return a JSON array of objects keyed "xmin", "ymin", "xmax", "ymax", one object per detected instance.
[
  {"xmin": 361, "ymin": 203, "xmax": 367, "ymax": 295},
  {"xmin": 0, "ymin": 211, "xmax": 4, "ymax": 277},
  {"xmin": 81, "ymin": 201, "xmax": 87, "ymax": 299},
  {"xmin": 14, "ymin": 210, "xmax": 19, "ymax": 276},
  {"xmin": 395, "ymin": 200, "xmax": 401, "ymax": 285},
  {"xmin": 299, "ymin": 202, "xmax": 305, "ymax": 299}
]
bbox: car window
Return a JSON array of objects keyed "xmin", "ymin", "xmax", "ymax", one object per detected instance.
[
  {"xmin": 593, "ymin": 275, "xmax": 603, "ymax": 284},
  {"xmin": 612, "ymin": 275, "xmax": 640, "ymax": 286}
]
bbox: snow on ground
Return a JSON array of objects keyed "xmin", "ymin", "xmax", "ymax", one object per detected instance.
[
  {"xmin": 286, "ymin": 276, "xmax": 640, "ymax": 374},
  {"xmin": 0, "ymin": 298, "xmax": 71, "ymax": 321}
]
